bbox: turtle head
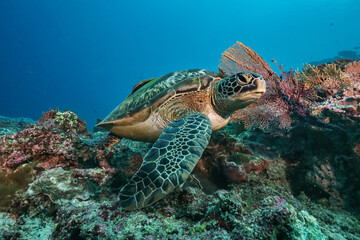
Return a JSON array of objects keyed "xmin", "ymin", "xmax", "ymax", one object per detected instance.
[{"xmin": 212, "ymin": 71, "xmax": 266, "ymax": 118}]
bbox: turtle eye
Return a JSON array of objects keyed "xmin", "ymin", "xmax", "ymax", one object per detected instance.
[{"xmin": 237, "ymin": 74, "xmax": 248, "ymax": 84}]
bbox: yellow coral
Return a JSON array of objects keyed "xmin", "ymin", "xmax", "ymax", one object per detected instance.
[
  {"xmin": 299, "ymin": 64, "xmax": 323, "ymax": 88},
  {"xmin": 298, "ymin": 63, "xmax": 350, "ymax": 91}
]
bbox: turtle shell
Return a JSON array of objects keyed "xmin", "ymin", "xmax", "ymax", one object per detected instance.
[{"xmin": 98, "ymin": 69, "xmax": 219, "ymax": 124}]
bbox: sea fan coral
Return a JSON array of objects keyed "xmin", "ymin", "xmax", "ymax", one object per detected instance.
[
  {"xmin": 234, "ymin": 97, "xmax": 292, "ymax": 131},
  {"xmin": 218, "ymin": 41, "xmax": 276, "ymax": 82}
]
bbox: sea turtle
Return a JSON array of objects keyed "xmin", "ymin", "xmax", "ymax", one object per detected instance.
[{"xmin": 96, "ymin": 69, "xmax": 266, "ymax": 210}]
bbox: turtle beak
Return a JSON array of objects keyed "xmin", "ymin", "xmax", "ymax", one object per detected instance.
[{"xmin": 254, "ymin": 77, "xmax": 266, "ymax": 95}]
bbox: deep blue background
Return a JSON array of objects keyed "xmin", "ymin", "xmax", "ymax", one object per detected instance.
[{"xmin": 1, "ymin": 0, "xmax": 359, "ymax": 129}]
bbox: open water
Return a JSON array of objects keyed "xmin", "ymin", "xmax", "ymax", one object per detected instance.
[{"xmin": 0, "ymin": 0, "xmax": 359, "ymax": 127}]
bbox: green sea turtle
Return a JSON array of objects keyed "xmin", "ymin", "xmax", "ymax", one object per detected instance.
[{"xmin": 96, "ymin": 69, "xmax": 266, "ymax": 210}]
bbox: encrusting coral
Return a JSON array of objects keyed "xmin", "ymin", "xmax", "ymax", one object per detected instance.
[{"xmin": 0, "ymin": 110, "xmax": 95, "ymax": 210}]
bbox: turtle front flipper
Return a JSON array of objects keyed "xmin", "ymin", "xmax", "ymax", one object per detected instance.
[{"xmin": 119, "ymin": 113, "xmax": 212, "ymax": 210}]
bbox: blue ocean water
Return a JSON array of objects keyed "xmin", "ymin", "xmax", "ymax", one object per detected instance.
[{"xmin": 0, "ymin": 0, "xmax": 359, "ymax": 129}]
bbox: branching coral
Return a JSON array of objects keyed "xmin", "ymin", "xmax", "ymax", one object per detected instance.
[
  {"xmin": 298, "ymin": 63, "xmax": 351, "ymax": 97},
  {"xmin": 270, "ymin": 60, "xmax": 316, "ymax": 110},
  {"xmin": 308, "ymin": 60, "xmax": 360, "ymax": 121},
  {"xmin": 298, "ymin": 64, "xmax": 324, "ymax": 87}
]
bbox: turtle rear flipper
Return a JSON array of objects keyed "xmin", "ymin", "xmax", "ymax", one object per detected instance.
[
  {"xmin": 119, "ymin": 113, "xmax": 212, "ymax": 210},
  {"xmin": 81, "ymin": 133, "xmax": 121, "ymax": 151}
]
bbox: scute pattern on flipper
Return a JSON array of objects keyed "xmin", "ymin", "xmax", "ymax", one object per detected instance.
[
  {"xmin": 102, "ymin": 69, "xmax": 218, "ymax": 122},
  {"xmin": 119, "ymin": 113, "xmax": 212, "ymax": 210}
]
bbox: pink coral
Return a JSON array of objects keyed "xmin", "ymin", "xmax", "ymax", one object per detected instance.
[
  {"xmin": 6, "ymin": 151, "xmax": 29, "ymax": 168},
  {"xmin": 0, "ymin": 110, "xmax": 95, "ymax": 170},
  {"xmin": 345, "ymin": 60, "xmax": 360, "ymax": 74}
]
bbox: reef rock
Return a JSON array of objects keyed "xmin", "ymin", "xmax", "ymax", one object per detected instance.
[{"xmin": 0, "ymin": 115, "xmax": 34, "ymax": 136}]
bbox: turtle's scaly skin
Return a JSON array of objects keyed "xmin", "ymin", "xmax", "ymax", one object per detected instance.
[{"xmin": 97, "ymin": 69, "xmax": 266, "ymax": 210}]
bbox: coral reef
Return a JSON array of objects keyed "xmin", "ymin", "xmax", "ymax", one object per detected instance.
[
  {"xmin": 0, "ymin": 110, "xmax": 97, "ymax": 210},
  {"xmin": 0, "ymin": 109, "xmax": 94, "ymax": 170},
  {"xmin": 225, "ymin": 43, "xmax": 360, "ymax": 217},
  {"xmin": 0, "ymin": 105, "xmax": 359, "ymax": 239},
  {"xmin": 1, "ymin": 43, "xmax": 360, "ymax": 239},
  {"xmin": 224, "ymin": 43, "xmax": 359, "ymax": 135}
]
